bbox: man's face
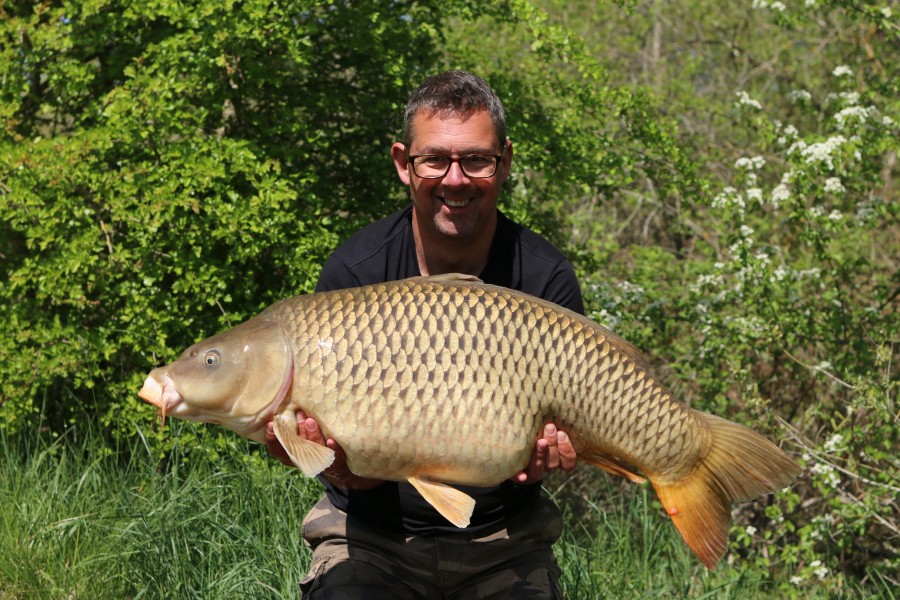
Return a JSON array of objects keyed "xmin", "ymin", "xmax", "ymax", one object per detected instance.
[{"xmin": 392, "ymin": 109, "xmax": 511, "ymax": 242}]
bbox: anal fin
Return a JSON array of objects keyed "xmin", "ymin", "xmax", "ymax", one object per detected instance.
[
  {"xmin": 408, "ymin": 475, "xmax": 475, "ymax": 528},
  {"xmin": 582, "ymin": 451, "xmax": 647, "ymax": 484},
  {"xmin": 272, "ymin": 413, "xmax": 335, "ymax": 477}
]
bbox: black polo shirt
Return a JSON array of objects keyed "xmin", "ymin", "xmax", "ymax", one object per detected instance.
[{"xmin": 315, "ymin": 206, "xmax": 584, "ymax": 534}]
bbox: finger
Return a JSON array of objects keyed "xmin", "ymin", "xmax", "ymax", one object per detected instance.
[
  {"xmin": 301, "ymin": 417, "xmax": 325, "ymax": 444},
  {"xmin": 326, "ymin": 437, "xmax": 344, "ymax": 458},
  {"xmin": 512, "ymin": 438, "xmax": 549, "ymax": 483},
  {"xmin": 324, "ymin": 439, "xmax": 352, "ymax": 480},
  {"xmin": 543, "ymin": 423, "xmax": 560, "ymax": 470},
  {"xmin": 510, "ymin": 471, "xmax": 529, "ymax": 484},
  {"xmin": 557, "ymin": 431, "xmax": 577, "ymax": 472}
]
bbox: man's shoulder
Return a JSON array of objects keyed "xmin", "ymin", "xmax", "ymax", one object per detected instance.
[
  {"xmin": 495, "ymin": 212, "xmax": 569, "ymax": 266},
  {"xmin": 316, "ymin": 206, "xmax": 416, "ymax": 291},
  {"xmin": 330, "ymin": 207, "xmax": 413, "ymax": 264},
  {"xmin": 489, "ymin": 211, "xmax": 585, "ymax": 314}
]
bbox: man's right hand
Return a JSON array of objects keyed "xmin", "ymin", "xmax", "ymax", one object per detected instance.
[{"xmin": 265, "ymin": 411, "xmax": 384, "ymax": 490}]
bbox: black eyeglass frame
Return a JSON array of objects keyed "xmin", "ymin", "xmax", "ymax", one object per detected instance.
[{"xmin": 406, "ymin": 153, "xmax": 502, "ymax": 179}]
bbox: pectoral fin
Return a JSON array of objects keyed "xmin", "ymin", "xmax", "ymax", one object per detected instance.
[
  {"xmin": 272, "ymin": 413, "xmax": 335, "ymax": 477},
  {"xmin": 408, "ymin": 475, "xmax": 475, "ymax": 528}
]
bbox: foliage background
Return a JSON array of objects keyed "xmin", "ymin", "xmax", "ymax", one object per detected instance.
[{"xmin": 1, "ymin": 0, "xmax": 897, "ymax": 596}]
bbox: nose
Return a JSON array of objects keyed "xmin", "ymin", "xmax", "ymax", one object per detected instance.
[{"xmin": 442, "ymin": 159, "xmax": 469, "ymax": 186}]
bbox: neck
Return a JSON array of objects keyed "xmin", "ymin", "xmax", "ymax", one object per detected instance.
[{"xmin": 412, "ymin": 217, "xmax": 496, "ymax": 277}]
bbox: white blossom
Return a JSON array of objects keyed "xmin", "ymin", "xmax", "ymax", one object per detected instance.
[
  {"xmin": 800, "ymin": 135, "xmax": 847, "ymax": 170},
  {"xmin": 841, "ymin": 91, "xmax": 861, "ymax": 104},
  {"xmin": 770, "ymin": 1, "xmax": 786, "ymax": 11},
  {"xmin": 735, "ymin": 91, "xmax": 763, "ymax": 110},
  {"xmin": 735, "ymin": 156, "xmax": 766, "ymax": 170},
  {"xmin": 832, "ymin": 65, "xmax": 854, "ymax": 77},
  {"xmin": 746, "ymin": 187, "xmax": 763, "ymax": 202},
  {"xmin": 824, "ymin": 434, "xmax": 843, "ymax": 452},
  {"xmin": 856, "ymin": 201, "xmax": 875, "ymax": 221},
  {"xmin": 835, "ymin": 105, "xmax": 873, "ymax": 129},
  {"xmin": 824, "ymin": 177, "xmax": 845, "ymax": 194},
  {"xmin": 777, "ymin": 125, "xmax": 797, "ymax": 146},
  {"xmin": 618, "ymin": 281, "xmax": 645, "ymax": 296},
  {"xmin": 787, "ymin": 140, "xmax": 808, "ymax": 156},
  {"xmin": 745, "ymin": 525, "xmax": 757, "ymax": 536},
  {"xmin": 882, "ymin": 7, "xmax": 892, "ymax": 18},
  {"xmin": 594, "ymin": 308, "xmax": 620, "ymax": 329},
  {"xmin": 828, "ymin": 210, "xmax": 843, "ymax": 221},
  {"xmin": 788, "ymin": 89, "xmax": 812, "ymax": 104},
  {"xmin": 771, "ymin": 183, "xmax": 791, "ymax": 207},
  {"xmin": 810, "ymin": 462, "xmax": 840, "ymax": 487},
  {"xmin": 791, "ymin": 576, "xmax": 805, "ymax": 586},
  {"xmin": 772, "ymin": 265, "xmax": 789, "ymax": 282},
  {"xmin": 712, "ymin": 186, "xmax": 746, "ymax": 211}
]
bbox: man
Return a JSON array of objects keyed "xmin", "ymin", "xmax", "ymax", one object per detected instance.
[{"xmin": 267, "ymin": 70, "xmax": 582, "ymax": 599}]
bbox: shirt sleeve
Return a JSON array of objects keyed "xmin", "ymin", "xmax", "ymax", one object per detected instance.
[{"xmin": 542, "ymin": 259, "xmax": 585, "ymax": 316}]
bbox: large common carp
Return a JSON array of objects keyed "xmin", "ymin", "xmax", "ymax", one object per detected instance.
[{"xmin": 138, "ymin": 274, "xmax": 800, "ymax": 568}]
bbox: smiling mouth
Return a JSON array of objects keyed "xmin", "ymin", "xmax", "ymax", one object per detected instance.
[{"xmin": 440, "ymin": 197, "xmax": 471, "ymax": 208}]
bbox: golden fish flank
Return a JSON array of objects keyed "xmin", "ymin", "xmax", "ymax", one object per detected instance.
[{"xmin": 137, "ymin": 273, "xmax": 801, "ymax": 569}]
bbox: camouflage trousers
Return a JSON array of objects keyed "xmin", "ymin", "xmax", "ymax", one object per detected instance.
[{"xmin": 299, "ymin": 495, "xmax": 565, "ymax": 599}]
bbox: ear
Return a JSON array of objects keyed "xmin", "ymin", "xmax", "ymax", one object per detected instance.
[
  {"xmin": 496, "ymin": 139, "xmax": 513, "ymax": 185},
  {"xmin": 391, "ymin": 142, "xmax": 412, "ymax": 186}
]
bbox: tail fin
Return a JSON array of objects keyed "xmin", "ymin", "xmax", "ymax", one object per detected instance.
[{"xmin": 652, "ymin": 412, "xmax": 801, "ymax": 569}]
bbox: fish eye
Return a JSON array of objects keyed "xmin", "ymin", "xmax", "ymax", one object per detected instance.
[{"xmin": 203, "ymin": 350, "xmax": 220, "ymax": 367}]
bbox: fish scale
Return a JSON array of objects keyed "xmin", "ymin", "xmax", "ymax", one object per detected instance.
[{"xmin": 138, "ymin": 273, "xmax": 800, "ymax": 568}]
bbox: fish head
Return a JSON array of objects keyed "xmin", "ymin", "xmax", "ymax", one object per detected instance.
[{"xmin": 138, "ymin": 318, "xmax": 293, "ymax": 440}]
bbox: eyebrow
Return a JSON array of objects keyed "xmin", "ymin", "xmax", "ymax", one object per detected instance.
[{"xmin": 415, "ymin": 145, "xmax": 497, "ymax": 155}]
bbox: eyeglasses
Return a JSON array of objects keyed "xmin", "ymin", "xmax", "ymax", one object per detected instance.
[{"xmin": 407, "ymin": 154, "xmax": 502, "ymax": 179}]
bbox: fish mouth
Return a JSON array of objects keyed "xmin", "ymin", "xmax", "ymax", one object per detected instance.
[{"xmin": 138, "ymin": 372, "xmax": 183, "ymax": 424}]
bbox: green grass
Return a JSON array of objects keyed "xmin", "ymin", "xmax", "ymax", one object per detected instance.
[
  {"xmin": 0, "ymin": 424, "xmax": 318, "ymax": 599},
  {"xmin": 0, "ymin": 425, "xmax": 884, "ymax": 599}
]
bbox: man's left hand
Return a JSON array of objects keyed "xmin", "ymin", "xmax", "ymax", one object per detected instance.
[{"xmin": 510, "ymin": 423, "xmax": 577, "ymax": 484}]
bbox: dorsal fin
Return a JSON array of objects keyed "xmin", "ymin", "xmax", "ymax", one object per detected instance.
[{"xmin": 411, "ymin": 273, "xmax": 484, "ymax": 285}]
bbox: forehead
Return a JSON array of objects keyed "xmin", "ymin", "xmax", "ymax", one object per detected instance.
[{"xmin": 409, "ymin": 110, "xmax": 498, "ymax": 152}]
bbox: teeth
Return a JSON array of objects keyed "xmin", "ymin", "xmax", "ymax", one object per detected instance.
[{"xmin": 443, "ymin": 198, "xmax": 469, "ymax": 208}]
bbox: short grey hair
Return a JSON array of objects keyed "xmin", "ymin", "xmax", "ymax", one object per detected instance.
[{"xmin": 402, "ymin": 70, "xmax": 507, "ymax": 150}]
